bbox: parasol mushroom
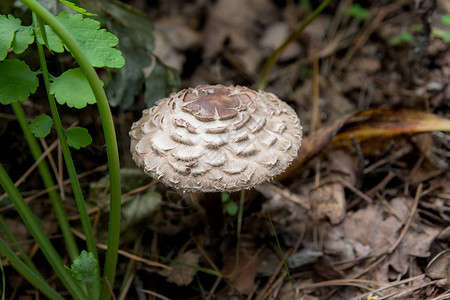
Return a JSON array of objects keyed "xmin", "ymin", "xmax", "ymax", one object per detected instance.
[{"xmin": 130, "ymin": 84, "xmax": 302, "ymax": 229}]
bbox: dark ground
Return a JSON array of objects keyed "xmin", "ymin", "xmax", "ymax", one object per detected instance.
[{"xmin": 1, "ymin": 0, "xmax": 449, "ymax": 299}]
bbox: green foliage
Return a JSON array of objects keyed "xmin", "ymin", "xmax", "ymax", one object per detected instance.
[
  {"xmin": 0, "ymin": 254, "xmax": 5, "ymax": 300},
  {"xmin": 145, "ymin": 59, "xmax": 180, "ymax": 108},
  {"xmin": 58, "ymin": 0, "xmax": 96, "ymax": 17},
  {"xmin": 346, "ymin": 4, "xmax": 370, "ymax": 21},
  {"xmin": 221, "ymin": 193, "xmax": 238, "ymax": 216},
  {"xmin": 389, "ymin": 32, "xmax": 414, "ymax": 46},
  {"xmin": 63, "ymin": 126, "xmax": 93, "ymax": 149},
  {"xmin": 221, "ymin": 192, "xmax": 230, "ymax": 203},
  {"xmin": 442, "ymin": 15, "xmax": 450, "ymax": 27},
  {"xmin": 29, "ymin": 114, "xmax": 54, "ymax": 138},
  {"xmin": 225, "ymin": 202, "xmax": 239, "ymax": 216},
  {"xmin": 0, "ymin": 59, "xmax": 39, "ymax": 104},
  {"xmin": 1, "ymin": 1, "xmax": 124, "ymax": 298},
  {"xmin": 50, "ymin": 68, "xmax": 102, "ymax": 108},
  {"xmin": 103, "ymin": 1, "xmax": 180, "ymax": 109},
  {"xmin": 65, "ymin": 250, "xmax": 98, "ymax": 283},
  {"xmin": 0, "ymin": 14, "xmax": 34, "ymax": 60},
  {"xmin": 432, "ymin": 28, "xmax": 450, "ymax": 43},
  {"xmin": 37, "ymin": 11, "xmax": 125, "ymax": 68}
]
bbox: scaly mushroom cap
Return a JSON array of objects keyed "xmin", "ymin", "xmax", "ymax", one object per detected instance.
[{"xmin": 130, "ymin": 84, "xmax": 302, "ymax": 192}]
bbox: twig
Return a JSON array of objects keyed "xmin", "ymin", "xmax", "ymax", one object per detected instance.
[
  {"xmin": 139, "ymin": 289, "xmax": 170, "ymax": 300},
  {"xmin": 0, "ymin": 139, "xmax": 58, "ymax": 202},
  {"xmin": 388, "ymin": 184, "xmax": 422, "ymax": 254},
  {"xmin": 337, "ymin": 3, "xmax": 400, "ymax": 74},
  {"xmin": 311, "ymin": 49, "xmax": 320, "ymax": 133},
  {"xmin": 0, "ymin": 164, "xmax": 108, "ymax": 213},
  {"xmin": 351, "ymin": 274, "xmax": 425, "ymax": 300},
  {"xmin": 71, "ymin": 229, "xmax": 171, "ymax": 270}
]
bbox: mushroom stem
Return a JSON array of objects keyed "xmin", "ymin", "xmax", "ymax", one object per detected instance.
[{"xmin": 191, "ymin": 192, "xmax": 224, "ymax": 233}]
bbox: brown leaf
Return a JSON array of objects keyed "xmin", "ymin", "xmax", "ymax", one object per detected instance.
[
  {"xmin": 278, "ymin": 118, "xmax": 345, "ymax": 181},
  {"xmin": 222, "ymin": 249, "xmax": 259, "ymax": 295},
  {"xmin": 310, "ymin": 182, "xmax": 347, "ymax": 224},
  {"xmin": 333, "ymin": 108, "xmax": 450, "ymax": 147},
  {"xmin": 426, "ymin": 250, "xmax": 450, "ymax": 289},
  {"xmin": 159, "ymin": 249, "xmax": 200, "ymax": 286}
]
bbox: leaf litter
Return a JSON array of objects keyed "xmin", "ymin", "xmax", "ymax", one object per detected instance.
[{"xmin": 1, "ymin": 0, "xmax": 450, "ymax": 299}]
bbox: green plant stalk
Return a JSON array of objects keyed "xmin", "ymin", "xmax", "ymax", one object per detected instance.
[
  {"xmin": 0, "ymin": 251, "xmax": 5, "ymax": 300},
  {"xmin": 22, "ymin": 1, "xmax": 122, "ymax": 298},
  {"xmin": 11, "ymin": 101, "xmax": 79, "ymax": 261},
  {"xmin": 31, "ymin": 12, "xmax": 100, "ymax": 298},
  {"xmin": 0, "ymin": 216, "xmax": 42, "ymax": 276},
  {"xmin": 118, "ymin": 235, "xmax": 142, "ymax": 300},
  {"xmin": 256, "ymin": 0, "xmax": 333, "ymax": 90},
  {"xmin": 0, "ymin": 237, "xmax": 64, "ymax": 300},
  {"xmin": 266, "ymin": 209, "xmax": 295, "ymax": 299},
  {"xmin": 32, "ymin": 14, "xmax": 97, "ymax": 260},
  {"xmin": 0, "ymin": 164, "xmax": 86, "ymax": 299}
]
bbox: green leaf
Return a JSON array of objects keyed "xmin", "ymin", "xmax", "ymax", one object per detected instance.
[
  {"xmin": 29, "ymin": 114, "xmax": 54, "ymax": 138},
  {"xmin": 443, "ymin": 32, "xmax": 450, "ymax": 43},
  {"xmin": 0, "ymin": 15, "xmax": 34, "ymax": 60},
  {"xmin": 226, "ymin": 202, "xmax": 239, "ymax": 216},
  {"xmin": 442, "ymin": 15, "xmax": 450, "ymax": 27},
  {"xmin": 63, "ymin": 126, "xmax": 92, "ymax": 149},
  {"xmin": 389, "ymin": 32, "xmax": 414, "ymax": 46},
  {"xmin": 50, "ymin": 68, "xmax": 102, "ymax": 108},
  {"xmin": 65, "ymin": 251, "xmax": 98, "ymax": 283},
  {"xmin": 0, "ymin": 252, "xmax": 5, "ymax": 300},
  {"xmin": 37, "ymin": 11, "xmax": 124, "ymax": 68},
  {"xmin": 145, "ymin": 58, "xmax": 180, "ymax": 107},
  {"xmin": 346, "ymin": 4, "xmax": 370, "ymax": 20},
  {"xmin": 221, "ymin": 192, "xmax": 230, "ymax": 203},
  {"xmin": 58, "ymin": 0, "xmax": 96, "ymax": 17},
  {"xmin": 11, "ymin": 26, "xmax": 34, "ymax": 55},
  {"xmin": 0, "ymin": 59, "xmax": 39, "ymax": 104},
  {"xmin": 106, "ymin": 23, "xmax": 151, "ymax": 109}
]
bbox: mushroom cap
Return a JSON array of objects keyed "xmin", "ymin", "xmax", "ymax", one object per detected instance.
[{"xmin": 129, "ymin": 84, "xmax": 302, "ymax": 193}]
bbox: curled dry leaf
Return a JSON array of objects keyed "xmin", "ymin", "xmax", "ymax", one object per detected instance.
[
  {"xmin": 333, "ymin": 107, "xmax": 450, "ymax": 147},
  {"xmin": 279, "ymin": 108, "xmax": 450, "ymax": 180},
  {"xmin": 130, "ymin": 84, "xmax": 302, "ymax": 192}
]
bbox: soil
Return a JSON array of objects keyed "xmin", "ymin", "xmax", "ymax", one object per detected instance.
[{"xmin": 1, "ymin": 0, "xmax": 449, "ymax": 299}]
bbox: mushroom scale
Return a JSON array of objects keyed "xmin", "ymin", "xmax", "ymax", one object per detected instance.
[{"xmin": 130, "ymin": 84, "xmax": 302, "ymax": 192}]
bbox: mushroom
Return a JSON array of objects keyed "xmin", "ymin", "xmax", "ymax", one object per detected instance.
[{"xmin": 130, "ymin": 84, "xmax": 302, "ymax": 229}]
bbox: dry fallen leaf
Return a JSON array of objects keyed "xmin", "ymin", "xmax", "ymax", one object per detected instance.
[
  {"xmin": 333, "ymin": 108, "xmax": 450, "ymax": 147},
  {"xmin": 426, "ymin": 250, "xmax": 450, "ymax": 289},
  {"xmin": 159, "ymin": 249, "xmax": 201, "ymax": 286},
  {"xmin": 325, "ymin": 197, "xmax": 439, "ymax": 281},
  {"xmin": 310, "ymin": 182, "xmax": 347, "ymax": 224},
  {"xmin": 221, "ymin": 249, "xmax": 259, "ymax": 295}
]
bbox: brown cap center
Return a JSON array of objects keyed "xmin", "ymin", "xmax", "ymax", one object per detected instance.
[{"xmin": 182, "ymin": 86, "xmax": 251, "ymax": 121}]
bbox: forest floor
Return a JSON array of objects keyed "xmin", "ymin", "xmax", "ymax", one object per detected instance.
[{"xmin": 1, "ymin": 0, "xmax": 450, "ymax": 299}]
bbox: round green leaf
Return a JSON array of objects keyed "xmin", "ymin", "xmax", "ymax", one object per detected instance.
[
  {"xmin": 0, "ymin": 59, "xmax": 39, "ymax": 104},
  {"xmin": 226, "ymin": 202, "xmax": 239, "ymax": 216},
  {"xmin": 63, "ymin": 127, "xmax": 92, "ymax": 149},
  {"xmin": 442, "ymin": 15, "xmax": 450, "ymax": 27},
  {"xmin": 50, "ymin": 68, "xmax": 102, "ymax": 108},
  {"xmin": 0, "ymin": 15, "xmax": 20, "ymax": 60},
  {"xmin": 28, "ymin": 114, "xmax": 54, "ymax": 138}
]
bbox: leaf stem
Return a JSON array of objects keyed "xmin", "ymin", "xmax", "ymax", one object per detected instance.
[
  {"xmin": 256, "ymin": 0, "xmax": 333, "ymax": 90},
  {"xmin": 22, "ymin": 1, "xmax": 122, "ymax": 298},
  {"xmin": 0, "ymin": 215, "xmax": 42, "ymax": 276},
  {"xmin": 11, "ymin": 101, "xmax": 79, "ymax": 261},
  {"xmin": 32, "ymin": 13, "xmax": 98, "ymax": 261},
  {"xmin": 0, "ymin": 237, "xmax": 65, "ymax": 300},
  {"xmin": 0, "ymin": 164, "xmax": 86, "ymax": 300}
]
